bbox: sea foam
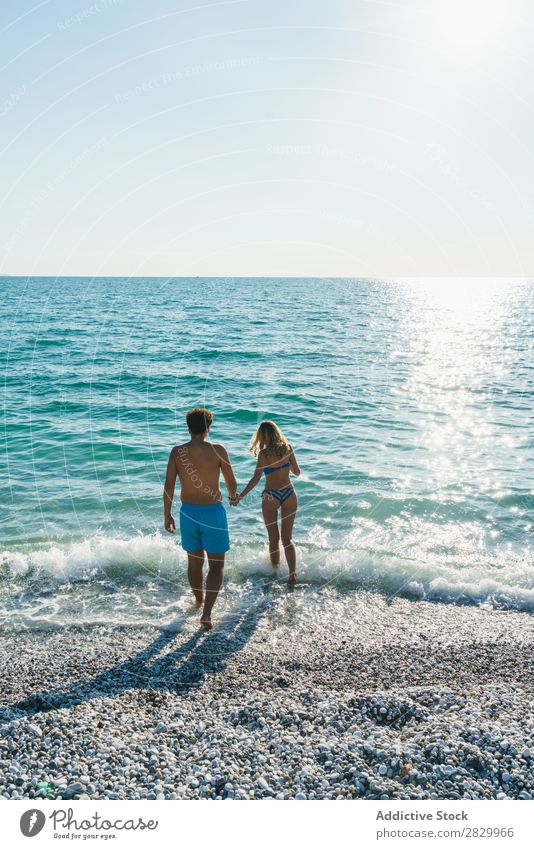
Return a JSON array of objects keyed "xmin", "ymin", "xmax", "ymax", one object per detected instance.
[{"xmin": 1, "ymin": 531, "xmax": 533, "ymax": 616}]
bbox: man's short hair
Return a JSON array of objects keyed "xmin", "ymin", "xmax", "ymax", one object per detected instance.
[{"xmin": 186, "ymin": 407, "xmax": 213, "ymax": 435}]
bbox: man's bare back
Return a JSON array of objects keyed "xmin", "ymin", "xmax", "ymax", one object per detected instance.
[
  {"xmin": 163, "ymin": 407, "xmax": 238, "ymax": 630},
  {"xmin": 172, "ymin": 439, "xmax": 234, "ymax": 506}
]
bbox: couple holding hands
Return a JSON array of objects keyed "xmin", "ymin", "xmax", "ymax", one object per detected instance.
[{"xmin": 163, "ymin": 407, "xmax": 300, "ymax": 629}]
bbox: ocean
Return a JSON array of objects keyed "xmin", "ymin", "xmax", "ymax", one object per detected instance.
[{"xmin": 1, "ymin": 277, "xmax": 533, "ymax": 630}]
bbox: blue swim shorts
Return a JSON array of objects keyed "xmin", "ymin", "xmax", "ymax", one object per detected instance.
[{"xmin": 179, "ymin": 502, "xmax": 230, "ymax": 554}]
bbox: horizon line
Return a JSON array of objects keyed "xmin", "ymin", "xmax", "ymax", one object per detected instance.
[{"xmin": 0, "ymin": 274, "xmax": 531, "ymax": 282}]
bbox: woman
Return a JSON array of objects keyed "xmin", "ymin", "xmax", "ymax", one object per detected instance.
[{"xmin": 237, "ymin": 420, "xmax": 300, "ymax": 583}]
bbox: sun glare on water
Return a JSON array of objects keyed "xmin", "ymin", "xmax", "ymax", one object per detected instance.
[{"xmin": 396, "ymin": 279, "xmax": 517, "ymax": 500}]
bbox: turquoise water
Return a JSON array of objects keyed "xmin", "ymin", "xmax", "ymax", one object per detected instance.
[{"xmin": 1, "ymin": 277, "xmax": 533, "ymax": 628}]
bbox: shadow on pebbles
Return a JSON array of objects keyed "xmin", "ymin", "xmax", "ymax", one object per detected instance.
[{"xmin": 0, "ymin": 592, "xmax": 532, "ymax": 800}]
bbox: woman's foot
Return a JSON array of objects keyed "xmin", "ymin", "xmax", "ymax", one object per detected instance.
[
  {"xmin": 193, "ymin": 590, "xmax": 203, "ymax": 607},
  {"xmin": 200, "ymin": 615, "xmax": 213, "ymax": 631},
  {"xmin": 288, "ymin": 572, "xmax": 296, "ymax": 585}
]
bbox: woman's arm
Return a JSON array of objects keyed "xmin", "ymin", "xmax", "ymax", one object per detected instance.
[
  {"xmin": 238, "ymin": 450, "xmax": 265, "ymax": 500},
  {"xmin": 289, "ymin": 445, "xmax": 301, "ymax": 476}
]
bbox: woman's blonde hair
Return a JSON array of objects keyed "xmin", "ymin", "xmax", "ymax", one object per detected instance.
[{"xmin": 250, "ymin": 420, "xmax": 290, "ymax": 458}]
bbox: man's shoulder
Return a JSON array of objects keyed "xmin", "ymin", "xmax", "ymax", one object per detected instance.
[{"xmin": 211, "ymin": 442, "xmax": 229, "ymax": 454}]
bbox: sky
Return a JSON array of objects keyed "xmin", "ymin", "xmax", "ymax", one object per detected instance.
[{"xmin": 0, "ymin": 0, "xmax": 533, "ymax": 277}]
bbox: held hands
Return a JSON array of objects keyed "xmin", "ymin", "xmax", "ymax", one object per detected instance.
[
  {"xmin": 229, "ymin": 492, "xmax": 241, "ymax": 507},
  {"xmin": 165, "ymin": 515, "xmax": 176, "ymax": 533}
]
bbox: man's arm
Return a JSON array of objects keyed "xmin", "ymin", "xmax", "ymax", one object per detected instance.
[
  {"xmin": 217, "ymin": 445, "xmax": 238, "ymax": 503},
  {"xmin": 163, "ymin": 448, "xmax": 178, "ymax": 532}
]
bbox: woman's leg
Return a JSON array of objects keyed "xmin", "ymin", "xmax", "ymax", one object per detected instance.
[
  {"xmin": 262, "ymin": 492, "xmax": 281, "ymax": 566},
  {"xmin": 281, "ymin": 492, "xmax": 298, "ymax": 583}
]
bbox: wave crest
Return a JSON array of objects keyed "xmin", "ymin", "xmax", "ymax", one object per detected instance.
[{"xmin": 1, "ymin": 532, "xmax": 533, "ymax": 614}]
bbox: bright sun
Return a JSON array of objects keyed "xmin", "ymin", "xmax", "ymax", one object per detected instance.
[{"xmin": 430, "ymin": 0, "xmax": 511, "ymax": 51}]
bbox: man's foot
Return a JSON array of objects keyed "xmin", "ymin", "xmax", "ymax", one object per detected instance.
[
  {"xmin": 200, "ymin": 615, "xmax": 213, "ymax": 631},
  {"xmin": 193, "ymin": 590, "xmax": 203, "ymax": 607},
  {"xmin": 288, "ymin": 572, "xmax": 296, "ymax": 585}
]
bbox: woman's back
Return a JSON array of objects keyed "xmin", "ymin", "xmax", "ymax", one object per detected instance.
[
  {"xmin": 261, "ymin": 447, "xmax": 292, "ymax": 488},
  {"xmin": 238, "ymin": 419, "xmax": 300, "ymax": 583}
]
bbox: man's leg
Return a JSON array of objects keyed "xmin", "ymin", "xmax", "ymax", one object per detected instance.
[
  {"xmin": 200, "ymin": 553, "xmax": 225, "ymax": 630},
  {"xmin": 187, "ymin": 549, "xmax": 205, "ymax": 606}
]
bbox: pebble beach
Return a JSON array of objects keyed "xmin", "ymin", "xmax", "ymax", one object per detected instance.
[{"xmin": 1, "ymin": 591, "xmax": 532, "ymax": 801}]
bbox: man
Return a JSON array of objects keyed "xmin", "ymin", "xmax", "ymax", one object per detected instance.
[{"xmin": 163, "ymin": 407, "xmax": 238, "ymax": 630}]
